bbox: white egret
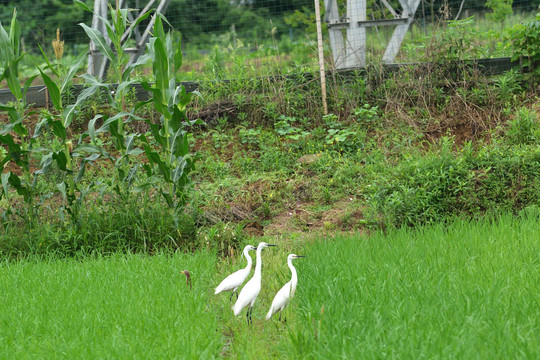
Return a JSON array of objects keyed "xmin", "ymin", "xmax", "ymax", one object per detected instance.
[
  {"xmin": 215, "ymin": 245, "xmax": 257, "ymax": 301},
  {"xmin": 266, "ymin": 254, "xmax": 305, "ymax": 321},
  {"xmin": 233, "ymin": 242, "xmax": 276, "ymax": 324}
]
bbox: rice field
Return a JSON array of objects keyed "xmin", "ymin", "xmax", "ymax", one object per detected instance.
[{"xmin": 1, "ymin": 213, "xmax": 539, "ymax": 359}]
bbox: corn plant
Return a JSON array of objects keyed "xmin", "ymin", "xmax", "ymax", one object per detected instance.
[
  {"xmin": 36, "ymin": 55, "xmax": 102, "ymax": 225},
  {"xmin": 0, "ymin": 10, "xmax": 41, "ymax": 224},
  {"xmin": 75, "ymin": 0, "xmax": 152, "ymax": 197},
  {"xmin": 139, "ymin": 14, "xmax": 203, "ymax": 210}
]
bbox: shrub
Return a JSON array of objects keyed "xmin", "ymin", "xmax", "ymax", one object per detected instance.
[
  {"xmin": 505, "ymin": 107, "xmax": 540, "ymax": 145},
  {"xmin": 367, "ymin": 137, "xmax": 540, "ymax": 228},
  {"xmin": 506, "ymin": 12, "xmax": 540, "ymax": 83}
]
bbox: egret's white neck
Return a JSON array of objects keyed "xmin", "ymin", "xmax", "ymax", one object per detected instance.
[
  {"xmin": 243, "ymin": 248, "xmax": 253, "ymax": 271},
  {"xmin": 253, "ymin": 247, "xmax": 263, "ymax": 279},
  {"xmin": 288, "ymin": 257, "xmax": 298, "ymax": 296}
]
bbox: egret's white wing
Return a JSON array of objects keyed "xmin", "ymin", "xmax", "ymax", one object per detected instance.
[
  {"xmin": 215, "ymin": 268, "xmax": 249, "ymax": 294},
  {"xmin": 266, "ymin": 281, "xmax": 291, "ymax": 319}
]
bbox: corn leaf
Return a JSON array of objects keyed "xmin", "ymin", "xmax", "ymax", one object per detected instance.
[
  {"xmin": 61, "ymin": 50, "xmax": 88, "ymax": 94},
  {"xmin": 38, "ymin": 67, "xmax": 62, "ymax": 110},
  {"xmin": 79, "ymin": 23, "xmax": 115, "ymax": 62}
]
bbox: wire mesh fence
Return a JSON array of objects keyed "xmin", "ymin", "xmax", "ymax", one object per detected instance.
[{"xmin": 0, "ymin": 0, "xmax": 539, "ymax": 80}]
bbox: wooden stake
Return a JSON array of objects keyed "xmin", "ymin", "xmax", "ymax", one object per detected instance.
[{"xmin": 314, "ymin": 0, "xmax": 328, "ymax": 115}]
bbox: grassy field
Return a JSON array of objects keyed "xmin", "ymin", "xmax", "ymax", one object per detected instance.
[
  {"xmin": 0, "ymin": 252, "xmax": 221, "ymax": 359},
  {"xmin": 1, "ymin": 214, "xmax": 538, "ymax": 359}
]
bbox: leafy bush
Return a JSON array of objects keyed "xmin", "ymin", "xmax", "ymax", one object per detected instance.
[
  {"xmin": 506, "ymin": 12, "xmax": 540, "ymax": 82},
  {"xmin": 367, "ymin": 137, "xmax": 540, "ymax": 228},
  {"xmin": 505, "ymin": 107, "xmax": 540, "ymax": 145}
]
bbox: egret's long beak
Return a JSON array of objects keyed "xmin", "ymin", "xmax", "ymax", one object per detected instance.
[
  {"xmin": 267, "ymin": 244, "xmax": 277, "ymax": 247},
  {"xmin": 296, "ymin": 255, "xmax": 306, "ymax": 258}
]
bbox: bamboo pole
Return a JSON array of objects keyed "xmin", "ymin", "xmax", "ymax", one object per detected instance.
[{"xmin": 314, "ymin": 0, "xmax": 328, "ymax": 115}]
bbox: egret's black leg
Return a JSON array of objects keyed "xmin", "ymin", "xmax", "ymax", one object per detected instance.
[
  {"xmin": 246, "ymin": 307, "xmax": 251, "ymax": 325},
  {"xmin": 278, "ymin": 312, "xmax": 281, "ymax": 322},
  {"xmin": 248, "ymin": 306, "xmax": 253, "ymax": 325},
  {"xmin": 229, "ymin": 292, "xmax": 234, "ymax": 302}
]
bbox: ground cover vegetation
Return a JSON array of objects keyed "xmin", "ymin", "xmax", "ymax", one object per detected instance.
[
  {"xmin": 0, "ymin": 214, "xmax": 538, "ymax": 358},
  {"xmin": 0, "ymin": 4, "xmax": 539, "ymax": 358},
  {"xmin": 0, "ymin": 7, "xmax": 539, "ymax": 255}
]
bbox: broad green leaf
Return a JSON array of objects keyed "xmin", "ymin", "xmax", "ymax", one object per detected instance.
[
  {"xmin": 5, "ymin": 63, "xmax": 22, "ymax": 100},
  {"xmin": 38, "ymin": 44, "xmax": 60, "ymax": 78},
  {"xmin": 171, "ymin": 159, "xmax": 187, "ymax": 183},
  {"xmin": 35, "ymin": 152, "xmax": 53, "ymax": 175},
  {"xmin": 9, "ymin": 9, "xmax": 20, "ymax": 59},
  {"xmin": 153, "ymin": 14, "xmax": 166, "ymax": 41},
  {"xmin": 122, "ymin": 54, "xmax": 150, "ymax": 81},
  {"xmin": 0, "ymin": 134, "xmax": 22, "ymax": 158},
  {"xmin": 125, "ymin": 134, "xmax": 136, "ymax": 153},
  {"xmin": 53, "ymin": 151, "xmax": 68, "ymax": 171},
  {"xmin": 174, "ymin": 37, "xmax": 183, "ymax": 73},
  {"xmin": 73, "ymin": 0, "xmax": 93, "ymax": 14},
  {"xmin": 147, "ymin": 122, "xmax": 166, "ymax": 148},
  {"xmin": 0, "ymin": 103, "xmax": 19, "ymax": 124},
  {"xmin": 60, "ymin": 50, "xmax": 88, "ymax": 94},
  {"xmin": 57, "ymin": 181, "xmax": 67, "ymax": 201},
  {"xmin": 87, "ymin": 115, "xmax": 103, "ymax": 142},
  {"xmin": 23, "ymin": 74, "xmax": 39, "ymax": 100},
  {"xmin": 115, "ymin": 80, "xmax": 137, "ymax": 100},
  {"xmin": 80, "ymin": 73, "xmax": 106, "ymax": 87},
  {"xmin": 169, "ymin": 106, "xmax": 185, "ymax": 133},
  {"xmin": 143, "ymin": 144, "xmax": 170, "ymax": 182},
  {"xmin": 73, "ymin": 143, "xmax": 102, "ymax": 154},
  {"xmin": 0, "ymin": 20, "xmax": 12, "ymax": 63},
  {"xmin": 170, "ymin": 128, "xmax": 188, "ymax": 159},
  {"xmin": 79, "ymin": 23, "xmax": 115, "ymax": 63},
  {"xmin": 134, "ymin": 98, "xmax": 153, "ymax": 113},
  {"xmin": 62, "ymin": 105, "xmax": 77, "ymax": 128},
  {"xmin": 124, "ymin": 10, "xmax": 153, "ymax": 41},
  {"xmin": 97, "ymin": 112, "xmax": 133, "ymax": 134},
  {"xmin": 49, "ymin": 119, "xmax": 67, "ymax": 141},
  {"xmin": 84, "ymin": 153, "xmax": 100, "ymax": 162},
  {"xmin": 74, "ymin": 85, "xmax": 101, "ymax": 109},
  {"xmin": 75, "ymin": 160, "xmax": 86, "ymax": 182},
  {"xmin": 38, "ymin": 67, "xmax": 62, "ymax": 110},
  {"xmin": 1, "ymin": 172, "xmax": 10, "ymax": 198},
  {"xmin": 146, "ymin": 37, "xmax": 156, "ymax": 62},
  {"xmin": 108, "ymin": 119, "xmax": 124, "ymax": 150},
  {"xmin": 160, "ymin": 189, "xmax": 173, "ymax": 207},
  {"xmin": 152, "ymin": 37, "xmax": 169, "ymax": 95},
  {"xmin": 126, "ymin": 148, "xmax": 144, "ymax": 156},
  {"xmin": 125, "ymin": 165, "xmax": 138, "ymax": 189}
]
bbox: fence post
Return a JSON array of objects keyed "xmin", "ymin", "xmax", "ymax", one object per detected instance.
[{"xmin": 314, "ymin": 0, "xmax": 328, "ymax": 115}]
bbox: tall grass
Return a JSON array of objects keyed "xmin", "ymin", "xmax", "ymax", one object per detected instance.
[
  {"xmin": 0, "ymin": 214, "xmax": 538, "ymax": 358},
  {"xmin": 0, "ymin": 252, "xmax": 220, "ymax": 358},
  {"xmin": 286, "ymin": 213, "xmax": 540, "ymax": 359}
]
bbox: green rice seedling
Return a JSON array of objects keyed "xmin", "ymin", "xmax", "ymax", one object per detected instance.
[
  {"xmin": 0, "ymin": 252, "xmax": 221, "ymax": 358},
  {"xmin": 284, "ymin": 214, "xmax": 540, "ymax": 359}
]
